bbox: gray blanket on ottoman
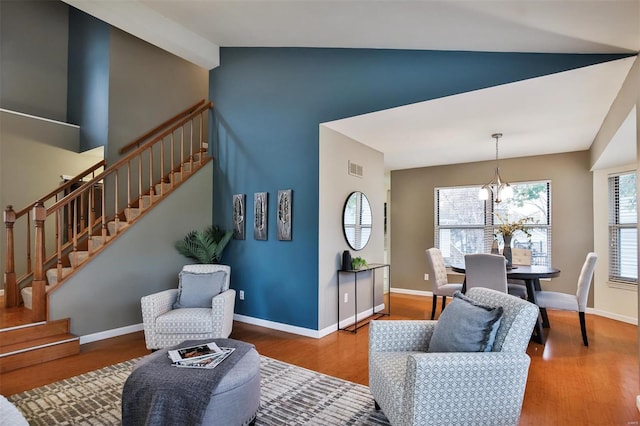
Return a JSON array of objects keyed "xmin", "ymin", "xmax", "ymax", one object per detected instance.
[{"xmin": 122, "ymin": 338, "xmax": 254, "ymax": 426}]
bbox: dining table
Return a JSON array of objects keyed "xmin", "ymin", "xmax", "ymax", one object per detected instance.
[{"xmin": 450, "ymin": 263, "xmax": 561, "ymax": 344}]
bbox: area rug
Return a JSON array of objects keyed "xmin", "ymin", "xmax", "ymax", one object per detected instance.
[{"xmin": 7, "ymin": 356, "xmax": 390, "ymax": 425}]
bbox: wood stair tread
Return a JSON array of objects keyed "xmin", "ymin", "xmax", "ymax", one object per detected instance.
[
  {"xmin": 1, "ymin": 333, "xmax": 79, "ymax": 357},
  {"xmin": 0, "ymin": 319, "xmax": 70, "ymax": 347}
]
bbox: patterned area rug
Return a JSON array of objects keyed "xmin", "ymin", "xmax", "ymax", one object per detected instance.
[{"xmin": 8, "ymin": 356, "xmax": 390, "ymax": 425}]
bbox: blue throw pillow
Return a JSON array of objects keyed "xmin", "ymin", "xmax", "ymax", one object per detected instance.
[
  {"xmin": 428, "ymin": 291, "xmax": 504, "ymax": 353},
  {"xmin": 173, "ymin": 270, "xmax": 227, "ymax": 309}
]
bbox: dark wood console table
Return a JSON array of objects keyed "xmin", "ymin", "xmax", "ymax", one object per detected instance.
[{"xmin": 337, "ymin": 263, "xmax": 390, "ymax": 333}]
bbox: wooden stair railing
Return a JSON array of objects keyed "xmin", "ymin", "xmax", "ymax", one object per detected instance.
[
  {"xmin": 3, "ymin": 160, "xmax": 106, "ymax": 308},
  {"xmin": 4, "ymin": 100, "xmax": 214, "ymax": 322}
]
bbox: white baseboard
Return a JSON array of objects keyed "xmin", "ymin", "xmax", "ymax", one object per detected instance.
[
  {"xmin": 391, "ymin": 287, "xmax": 432, "ymax": 297},
  {"xmin": 72, "ymin": 300, "xmax": 636, "ymax": 346},
  {"xmin": 337, "ymin": 303, "xmax": 386, "ymax": 330},
  {"xmin": 587, "ymin": 308, "xmax": 637, "ymax": 325},
  {"xmin": 233, "ymin": 314, "xmax": 325, "ymax": 339},
  {"xmin": 234, "ymin": 302, "xmax": 386, "ymax": 339},
  {"xmin": 79, "ymin": 323, "xmax": 143, "ymax": 345}
]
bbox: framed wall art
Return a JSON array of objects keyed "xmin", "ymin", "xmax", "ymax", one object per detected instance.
[
  {"xmin": 254, "ymin": 192, "xmax": 268, "ymax": 240},
  {"xmin": 233, "ymin": 193, "xmax": 246, "ymax": 240},
  {"xmin": 277, "ymin": 189, "xmax": 292, "ymax": 241}
]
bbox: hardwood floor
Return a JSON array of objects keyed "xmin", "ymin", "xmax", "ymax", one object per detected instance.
[{"xmin": 1, "ymin": 292, "xmax": 638, "ymax": 425}]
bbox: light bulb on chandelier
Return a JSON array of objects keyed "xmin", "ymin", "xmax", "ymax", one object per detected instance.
[{"xmin": 478, "ymin": 133, "xmax": 512, "ymax": 203}]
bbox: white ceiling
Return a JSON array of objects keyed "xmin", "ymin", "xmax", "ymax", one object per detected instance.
[{"xmin": 64, "ymin": 0, "xmax": 640, "ymax": 170}]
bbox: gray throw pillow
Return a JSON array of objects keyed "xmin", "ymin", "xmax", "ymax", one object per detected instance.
[
  {"xmin": 173, "ymin": 270, "xmax": 227, "ymax": 309},
  {"xmin": 428, "ymin": 291, "xmax": 504, "ymax": 353}
]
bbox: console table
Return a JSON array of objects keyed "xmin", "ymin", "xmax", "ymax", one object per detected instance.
[{"xmin": 337, "ymin": 263, "xmax": 390, "ymax": 333}]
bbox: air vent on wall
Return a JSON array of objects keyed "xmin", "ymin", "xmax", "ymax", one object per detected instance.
[{"xmin": 348, "ymin": 160, "xmax": 363, "ymax": 178}]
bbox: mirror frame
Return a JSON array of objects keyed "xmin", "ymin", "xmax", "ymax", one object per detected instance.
[{"xmin": 342, "ymin": 191, "xmax": 372, "ymax": 251}]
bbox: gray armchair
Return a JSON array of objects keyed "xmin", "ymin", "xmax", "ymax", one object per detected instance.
[
  {"xmin": 369, "ymin": 287, "xmax": 539, "ymax": 426},
  {"xmin": 141, "ymin": 264, "xmax": 235, "ymax": 350}
]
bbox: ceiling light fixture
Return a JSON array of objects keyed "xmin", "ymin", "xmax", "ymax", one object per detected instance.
[{"xmin": 479, "ymin": 133, "xmax": 513, "ymax": 203}]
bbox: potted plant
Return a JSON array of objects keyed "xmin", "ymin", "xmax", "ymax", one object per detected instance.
[
  {"xmin": 351, "ymin": 257, "xmax": 368, "ymax": 270},
  {"xmin": 495, "ymin": 214, "xmax": 534, "ymax": 267},
  {"xmin": 175, "ymin": 225, "xmax": 233, "ymax": 264}
]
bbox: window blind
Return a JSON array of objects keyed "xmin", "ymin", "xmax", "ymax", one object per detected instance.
[
  {"xmin": 608, "ymin": 172, "xmax": 638, "ymax": 284},
  {"xmin": 435, "ymin": 181, "xmax": 552, "ymax": 266}
]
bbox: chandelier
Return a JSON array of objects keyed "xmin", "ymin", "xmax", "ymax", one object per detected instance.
[{"xmin": 479, "ymin": 133, "xmax": 513, "ymax": 203}]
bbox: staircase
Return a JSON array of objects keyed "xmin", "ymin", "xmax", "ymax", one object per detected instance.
[
  {"xmin": 0, "ymin": 319, "xmax": 79, "ymax": 373},
  {"xmin": 1, "ymin": 100, "xmax": 213, "ymax": 372}
]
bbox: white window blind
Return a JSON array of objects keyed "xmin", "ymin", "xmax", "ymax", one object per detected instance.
[
  {"xmin": 608, "ymin": 172, "xmax": 637, "ymax": 284},
  {"xmin": 344, "ymin": 192, "xmax": 372, "ymax": 249},
  {"xmin": 435, "ymin": 181, "xmax": 551, "ymax": 266}
]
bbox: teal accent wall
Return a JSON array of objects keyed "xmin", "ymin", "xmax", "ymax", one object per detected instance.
[
  {"xmin": 210, "ymin": 48, "xmax": 630, "ymax": 331},
  {"xmin": 67, "ymin": 8, "xmax": 110, "ymax": 152}
]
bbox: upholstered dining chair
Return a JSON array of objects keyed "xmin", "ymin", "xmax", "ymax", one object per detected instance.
[
  {"xmin": 507, "ymin": 248, "xmax": 532, "ymax": 294},
  {"xmin": 141, "ymin": 264, "xmax": 235, "ymax": 350},
  {"xmin": 465, "ymin": 253, "xmax": 527, "ymax": 298},
  {"xmin": 425, "ymin": 248, "xmax": 463, "ymax": 319},
  {"xmin": 535, "ymin": 252, "xmax": 598, "ymax": 346},
  {"xmin": 369, "ymin": 287, "xmax": 539, "ymax": 426}
]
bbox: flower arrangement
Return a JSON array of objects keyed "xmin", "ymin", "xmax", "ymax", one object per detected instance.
[{"xmin": 495, "ymin": 213, "xmax": 534, "ymax": 238}]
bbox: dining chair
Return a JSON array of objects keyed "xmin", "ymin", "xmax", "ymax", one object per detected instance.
[
  {"xmin": 535, "ymin": 252, "xmax": 598, "ymax": 346},
  {"xmin": 425, "ymin": 248, "xmax": 463, "ymax": 319},
  {"xmin": 464, "ymin": 254, "xmax": 527, "ymax": 298},
  {"xmin": 508, "ymin": 248, "xmax": 532, "ymax": 296}
]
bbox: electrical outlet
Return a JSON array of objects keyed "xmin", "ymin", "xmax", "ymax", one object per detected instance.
[
  {"xmin": 239, "ymin": 290, "xmax": 245, "ymax": 300},
  {"xmin": 424, "ymin": 273, "xmax": 429, "ymax": 281},
  {"xmin": 344, "ymin": 292, "xmax": 348, "ymax": 303}
]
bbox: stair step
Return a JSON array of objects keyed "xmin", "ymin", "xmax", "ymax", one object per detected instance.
[
  {"xmin": 46, "ymin": 267, "xmax": 73, "ymax": 286},
  {"xmin": 0, "ymin": 333, "xmax": 80, "ymax": 373},
  {"xmin": 21, "ymin": 285, "xmax": 52, "ymax": 309},
  {"xmin": 107, "ymin": 220, "xmax": 130, "ymax": 236},
  {"xmin": 0, "ymin": 319, "xmax": 70, "ymax": 347},
  {"xmin": 69, "ymin": 250, "xmax": 89, "ymax": 268},
  {"xmin": 140, "ymin": 194, "xmax": 161, "ymax": 208},
  {"xmin": 124, "ymin": 207, "xmax": 141, "ymax": 222},
  {"xmin": 154, "ymin": 182, "xmax": 172, "ymax": 195},
  {"xmin": 89, "ymin": 235, "xmax": 111, "ymax": 250},
  {"xmin": 169, "ymin": 171, "xmax": 183, "ymax": 183}
]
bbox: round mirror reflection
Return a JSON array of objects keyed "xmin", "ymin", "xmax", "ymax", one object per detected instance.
[{"xmin": 343, "ymin": 191, "xmax": 372, "ymax": 251}]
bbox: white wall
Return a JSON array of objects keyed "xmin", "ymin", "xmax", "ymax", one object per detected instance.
[
  {"xmin": 318, "ymin": 126, "xmax": 385, "ymax": 332},
  {"xmin": 593, "ymin": 163, "xmax": 638, "ymax": 323}
]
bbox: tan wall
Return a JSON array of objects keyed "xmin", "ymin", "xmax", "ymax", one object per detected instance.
[
  {"xmin": 107, "ymin": 27, "xmax": 209, "ymax": 164},
  {"xmin": 390, "ymin": 150, "xmax": 594, "ymax": 303},
  {"xmin": 318, "ymin": 126, "xmax": 385, "ymax": 331},
  {"xmin": 0, "ymin": 111, "xmax": 102, "ymax": 290}
]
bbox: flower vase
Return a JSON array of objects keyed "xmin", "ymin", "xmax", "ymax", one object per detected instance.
[{"xmin": 503, "ymin": 235, "xmax": 513, "ymax": 268}]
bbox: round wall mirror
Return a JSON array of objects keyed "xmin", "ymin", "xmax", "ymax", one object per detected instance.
[{"xmin": 343, "ymin": 191, "xmax": 372, "ymax": 251}]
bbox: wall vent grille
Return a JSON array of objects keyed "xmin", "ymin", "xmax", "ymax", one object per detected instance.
[{"xmin": 348, "ymin": 161, "xmax": 363, "ymax": 178}]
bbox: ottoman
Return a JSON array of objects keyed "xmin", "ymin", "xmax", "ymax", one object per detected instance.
[{"xmin": 123, "ymin": 339, "xmax": 261, "ymax": 425}]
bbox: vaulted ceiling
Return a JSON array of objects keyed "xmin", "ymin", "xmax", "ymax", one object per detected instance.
[{"xmin": 64, "ymin": 0, "xmax": 640, "ymax": 170}]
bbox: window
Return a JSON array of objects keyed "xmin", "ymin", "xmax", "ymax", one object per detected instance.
[
  {"xmin": 608, "ymin": 172, "xmax": 637, "ymax": 284},
  {"xmin": 435, "ymin": 181, "xmax": 551, "ymax": 266}
]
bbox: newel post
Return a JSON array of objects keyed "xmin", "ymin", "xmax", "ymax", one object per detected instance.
[
  {"xmin": 4, "ymin": 205, "xmax": 17, "ymax": 307},
  {"xmin": 32, "ymin": 202, "xmax": 47, "ymax": 322}
]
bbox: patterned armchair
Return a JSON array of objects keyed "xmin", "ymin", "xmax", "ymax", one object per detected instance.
[
  {"xmin": 369, "ymin": 287, "xmax": 539, "ymax": 426},
  {"xmin": 141, "ymin": 264, "xmax": 235, "ymax": 350}
]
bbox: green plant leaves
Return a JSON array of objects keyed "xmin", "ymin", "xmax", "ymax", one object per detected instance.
[{"xmin": 175, "ymin": 225, "xmax": 233, "ymax": 264}]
